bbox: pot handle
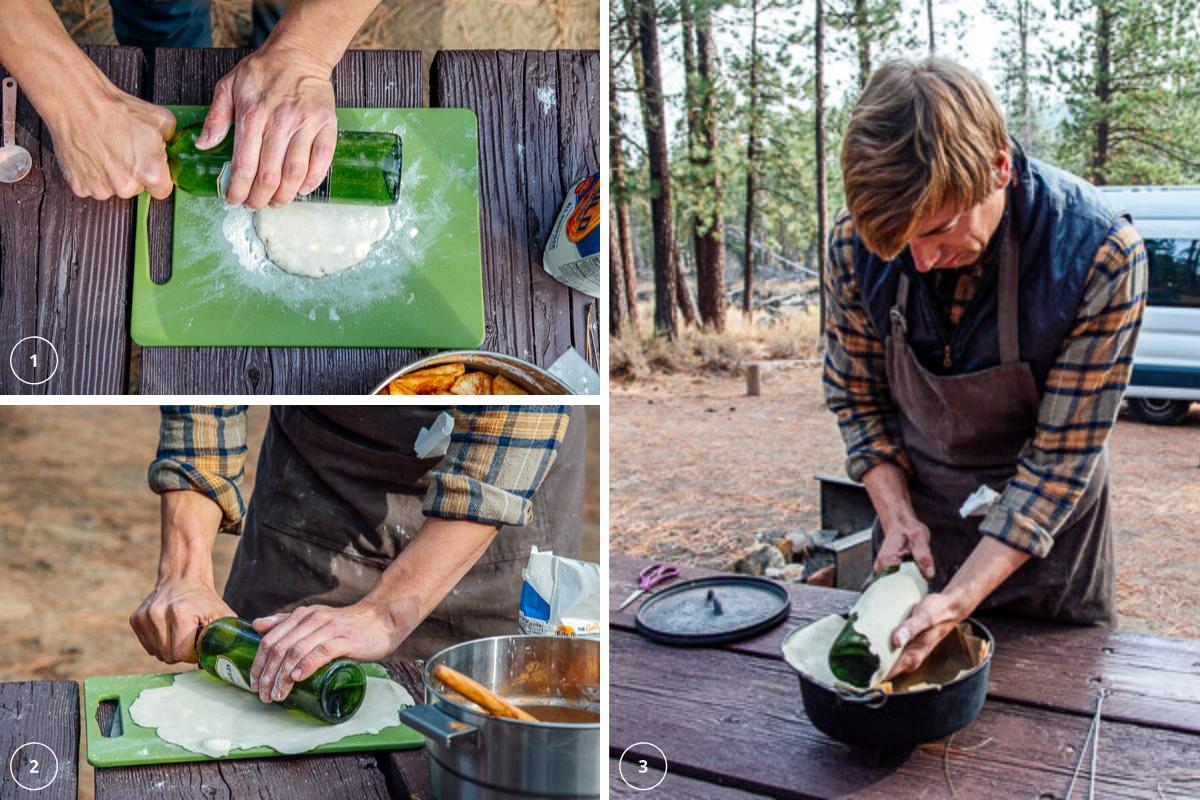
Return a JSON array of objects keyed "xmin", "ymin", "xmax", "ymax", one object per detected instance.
[
  {"xmin": 399, "ymin": 704, "xmax": 480, "ymax": 749},
  {"xmin": 836, "ymin": 687, "xmax": 888, "ymax": 709}
]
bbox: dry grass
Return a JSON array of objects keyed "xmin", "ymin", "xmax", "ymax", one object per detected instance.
[
  {"xmin": 53, "ymin": 0, "xmax": 600, "ymax": 52},
  {"xmin": 612, "ymin": 304, "xmax": 823, "ymax": 381}
]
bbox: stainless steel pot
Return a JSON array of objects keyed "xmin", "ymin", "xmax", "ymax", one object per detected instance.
[
  {"xmin": 399, "ymin": 635, "xmax": 600, "ymax": 799},
  {"xmin": 373, "ymin": 351, "xmax": 574, "ymax": 395}
]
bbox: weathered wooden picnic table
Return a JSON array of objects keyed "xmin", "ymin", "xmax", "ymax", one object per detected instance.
[
  {"xmin": 0, "ymin": 661, "xmax": 432, "ymax": 799},
  {"xmin": 0, "ymin": 45, "xmax": 598, "ymax": 394},
  {"xmin": 610, "ymin": 553, "xmax": 1200, "ymax": 799}
]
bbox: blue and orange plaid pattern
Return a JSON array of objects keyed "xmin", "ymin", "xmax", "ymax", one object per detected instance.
[{"xmin": 149, "ymin": 406, "xmax": 570, "ymax": 528}]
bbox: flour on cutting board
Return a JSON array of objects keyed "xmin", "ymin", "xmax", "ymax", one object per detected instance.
[
  {"xmin": 170, "ymin": 122, "xmax": 453, "ymax": 323},
  {"xmin": 128, "ymin": 670, "xmax": 415, "ymax": 758}
]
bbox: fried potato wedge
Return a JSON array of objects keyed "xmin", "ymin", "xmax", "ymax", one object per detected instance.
[
  {"xmin": 393, "ymin": 374, "xmax": 458, "ymax": 394},
  {"xmin": 492, "ymin": 375, "xmax": 529, "ymax": 395},
  {"xmin": 451, "ymin": 371, "xmax": 494, "ymax": 395}
]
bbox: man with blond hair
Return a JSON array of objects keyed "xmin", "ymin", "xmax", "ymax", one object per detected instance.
[{"xmin": 824, "ymin": 58, "xmax": 1147, "ymax": 679}]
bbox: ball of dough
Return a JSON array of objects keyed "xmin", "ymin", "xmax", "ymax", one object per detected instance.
[{"xmin": 253, "ymin": 202, "xmax": 392, "ymax": 278}]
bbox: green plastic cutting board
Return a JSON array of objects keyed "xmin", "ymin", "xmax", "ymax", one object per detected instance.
[
  {"xmin": 83, "ymin": 663, "xmax": 424, "ymax": 767},
  {"xmin": 131, "ymin": 105, "xmax": 485, "ymax": 348}
]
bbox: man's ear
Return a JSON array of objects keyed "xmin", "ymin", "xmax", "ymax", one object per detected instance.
[{"xmin": 992, "ymin": 145, "xmax": 1012, "ymax": 190}]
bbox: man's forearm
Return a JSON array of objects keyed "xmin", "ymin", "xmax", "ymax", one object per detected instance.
[
  {"xmin": 942, "ymin": 536, "xmax": 1030, "ymax": 617},
  {"xmin": 264, "ymin": 0, "xmax": 382, "ymax": 72},
  {"xmin": 861, "ymin": 461, "xmax": 918, "ymax": 531},
  {"xmin": 362, "ymin": 517, "xmax": 499, "ymax": 630},
  {"xmin": 0, "ymin": 2, "xmax": 114, "ymax": 129},
  {"xmin": 157, "ymin": 490, "xmax": 224, "ymax": 586}
]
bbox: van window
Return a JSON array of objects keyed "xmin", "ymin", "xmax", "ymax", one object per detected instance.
[{"xmin": 1144, "ymin": 238, "xmax": 1200, "ymax": 307}]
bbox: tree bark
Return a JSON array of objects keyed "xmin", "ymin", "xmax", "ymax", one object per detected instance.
[
  {"xmin": 609, "ymin": 51, "xmax": 640, "ymax": 334},
  {"xmin": 1017, "ymin": 0, "xmax": 1032, "ymax": 147},
  {"xmin": 610, "ymin": 206, "xmax": 627, "ymax": 337},
  {"xmin": 688, "ymin": 0, "xmax": 727, "ymax": 331},
  {"xmin": 742, "ymin": 0, "xmax": 760, "ymax": 317},
  {"xmin": 630, "ymin": 0, "xmax": 679, "ymax": 337},
  {"xmin": 926, "ymin": 0, "xmax": 936, "ymax": 54},
  {"xmin": 815, "ymin": 0, "xmax": 829, "ymax": 336},
  {"xmin": 854, "ymin": 0, "xmax": 872, "ymax": 88},
  {"xmin": 1091, "ymin": 2, "xmax": 1112, "ymax": 184}
]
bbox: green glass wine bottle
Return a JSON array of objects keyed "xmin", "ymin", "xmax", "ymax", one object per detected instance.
[
  {"xmin": 196, "ymin": 616, "xmax": 367, "ymax": 723},
  {"xmin": 166, "ymin": 124, "xmax": 402, "ymax": 205}
]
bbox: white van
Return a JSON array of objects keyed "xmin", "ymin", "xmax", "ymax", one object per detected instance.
[{"xmin": 1098, "ymin": 186, "xmax": 1200, "ymax": 425}]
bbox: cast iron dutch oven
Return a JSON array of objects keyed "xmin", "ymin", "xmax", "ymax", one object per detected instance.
[{"xmin": 782, "ymin": 617, "xmax": 994, "ymax": 750}]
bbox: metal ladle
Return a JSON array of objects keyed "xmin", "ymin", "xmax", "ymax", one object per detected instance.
[{"xmin": 0, "ymin": 77, "xmax": 32, "ymax": 183}]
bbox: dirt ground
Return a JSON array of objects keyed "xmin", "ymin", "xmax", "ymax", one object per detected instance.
[
  {"xmin": 55, "ymin": 0, "xmax": 600, "ymax": 64},
  {"xmin": 0, "ymin": 405, "xmax": 597, "ymax": 797},
  {"xmin": 611, "ymin": 365, "xmax": 1200, "ymax": 640}
]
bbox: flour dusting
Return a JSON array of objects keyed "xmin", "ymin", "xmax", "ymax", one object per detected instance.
[{"xmin": 536, "ymin": 85, "xmax": 556, "ymax": 116}]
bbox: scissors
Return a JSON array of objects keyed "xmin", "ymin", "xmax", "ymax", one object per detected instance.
[{"xmin": 618, "ymin": 563, "xmax": 679, "ymax": 611}]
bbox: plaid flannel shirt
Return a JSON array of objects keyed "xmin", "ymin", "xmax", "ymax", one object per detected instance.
[
  {"xmin": 148, "ymin": 406, "xmax": 570, "ymax": 529},
  {"xmin": 823, "ymin": 212, "xmax": 1148, "ymax": 557}
]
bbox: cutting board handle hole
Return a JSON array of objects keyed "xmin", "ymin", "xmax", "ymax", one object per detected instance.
[
  {"xmin": 148, "ymin": 196, "xmax": 174, "ymax": 285},
  {"xmin": 96, "ymin": 698, "xmax": 124, "ymax": 738}
]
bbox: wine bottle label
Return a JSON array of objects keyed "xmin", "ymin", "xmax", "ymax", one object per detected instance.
[
  {"xmin": 214, "ymin": 656, "xmax": 252, "ymax": 691},
  {"xmin": 298, "ymin": 170, "xmax": 332, "ymax": 203}
]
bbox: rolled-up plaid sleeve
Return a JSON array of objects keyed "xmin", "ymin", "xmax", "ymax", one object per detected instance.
[
  {"xmin": 148, "ymin": 406, "xmax": 249, "ymax": 529},
  {"xmin": 424, "ymin": 406, "xmax": 570, "ymax": 527},
  {"xmin": 823, "ymin": 212, "xmax": 913, "ymax": 481},
  {"xmin": 980, "ymin": 219, "xmax": 1148, "ymax": 557}
]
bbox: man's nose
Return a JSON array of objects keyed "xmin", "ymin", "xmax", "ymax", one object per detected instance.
[{"xmin": 910, "ymin": 241, "xmax": 940, "ymax": 272}]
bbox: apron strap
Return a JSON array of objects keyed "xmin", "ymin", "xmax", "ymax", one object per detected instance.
[
  {"xmin": 997, "ymin": 212, "xmax": 1021, "ymax": 365},
  {"xmin": 890, "ymin": 272, "xmax": 911, "ymax": 335}
]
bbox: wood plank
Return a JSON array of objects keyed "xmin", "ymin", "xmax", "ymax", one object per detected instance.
[
  {"xmin": 94, "ymin": 752, "xmax": 394, "ymax": 800},
  {"xmin": 555, "ymin": 50, "xmax": 601, "ymax": 370},
  {"xmin": 610, "ymin": 553, "xmax": 1200, "ymax": 735},
  {"xmin": 378, "ymin": 660, "xmax": 432, "ymax": 799},
  {"xmin": 0, "ymin": 681, "xmax": 79, "ymax": 799},
  {"xmin": 610, "ymin": 629, "xmax": 1200, "ymax": 799},
  {"xmin": 430, "ymin": 50, "xmax": 600, "ymax": 372},
  {"xmin": 0, "ymin": 46, "xmax": 141, "ymax": 395},
  {"xmin": 610, "ymin": 759, "xmax": 770, "ymax": 798},
  {"xmin": 138, "ymin": 48, "xmax": 427, "ymax": 394}
]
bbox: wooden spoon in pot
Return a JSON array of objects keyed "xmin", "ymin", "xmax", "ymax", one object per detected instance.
[{"xmin": 432, "ymin": 664, "xmax": 540, "ymax": 722}]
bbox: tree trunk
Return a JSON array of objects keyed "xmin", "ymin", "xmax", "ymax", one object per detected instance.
[
  {"xmin": 693, "ymin": 0, "xmax": 727, "ymax": 331},
  {"xmin": 742, "ymin": 0, "xmax": 759, "ymax": 317},
  {"xmin": 1017, "ymin": 0, "xmax": 1033, "ymax": 147},
  {"xmin": 815, "ymin": 0, "xmax": 829, "ymax": 336},
  {"xmin": 630, "ymin": 0, "xmax": 679, "ymax": 337},
  {"xmin": 926, "ymin": 0, "xmax": 936, "ymax": 54},
  {"xmin": 609, "ymin": 207, "xmax": 627, "ymax": 337},
  {"xmin": 854, "ymin": 0, "xmax": 872, "ymax": 88},
  {"xmin": 674, "ymin": 233, "xmax": 700, "ymax": 325},
  {"xmin": 1091, "ymin": 2, "xmax": 1112, "ymax": 184},
  {"xmin": 609, "ymin": 51, "xmax": 640, "ymax": 333}
]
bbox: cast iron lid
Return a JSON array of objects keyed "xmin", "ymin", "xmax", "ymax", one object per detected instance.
[{"xmin": 635, "ymin": 576, "xmax": 791, "ymax": 645}]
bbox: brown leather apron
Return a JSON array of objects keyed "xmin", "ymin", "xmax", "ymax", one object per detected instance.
[
  {"xmin": 874, "ymin": 220, "xmax": 1115, "ymax": 625},
  {"xmin": 223, "ymin": 407, "xmax": 586, "ymax": 660}
]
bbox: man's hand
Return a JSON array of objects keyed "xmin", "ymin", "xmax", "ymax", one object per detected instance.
[
  {"xmin": 45, "ymin": 87, "xmax": 176, "ymax": 201},
  {"xmin": 886, "ymin": 535, "xmax": 1032, "ymax": 679},
  {"xmin": 861, "ymin": 461, "xmax": 936, "ymax": 580},
  {"xmin": 874, "ymin": 516, "xmax": 936, "ymax": 579},
  {"xmin": 247, "ymin": 516, "xmax": 498, "ymax": 703},
  {"xmin": 248, "ymin": 599, "xmax": 417, "ymax": 704},
  {"xmin": 885, "ymin": 591, "xmax": 964, "ymax": 679},
  {"xmin": 198, "ymin": 43, "xmax": 337, "ymax": 209},
  {"xmin": 130, "ymin": 577, "xmax": 236, "ymax": 664}
]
